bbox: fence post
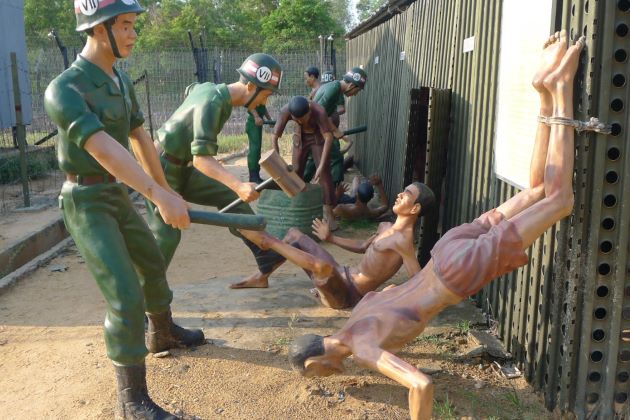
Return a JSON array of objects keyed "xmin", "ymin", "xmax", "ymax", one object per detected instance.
[
  {"xmin": 143, "ymin": 70, "xmax": 154, "ymax": 140},
  {"xmin": 10, "ymin": 52, "xmax": 30, "ymax": 208}
]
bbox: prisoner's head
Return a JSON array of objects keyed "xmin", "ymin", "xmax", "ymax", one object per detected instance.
[
  {"xmin": 288, "ymin": 334, "xmax": 343, "ymax": 377},
  {"xmin": 393, "ymin": 182, "xmax": 435, "ymax": 217},
  {"xmin": 288, "ymin": 96, "xmax": 311, "ymax": 125},
  {"xmin": 357, "ymin": 181, "xmax": 375, "ymax": 204},
  {"xmin": 304, "ymin": 66, "xmax": 320, "ymax": 88}
]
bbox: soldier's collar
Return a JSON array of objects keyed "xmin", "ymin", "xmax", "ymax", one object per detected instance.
[{"xmin": 73, "ymin": 55, "xmax": 120, "ymax": 91}]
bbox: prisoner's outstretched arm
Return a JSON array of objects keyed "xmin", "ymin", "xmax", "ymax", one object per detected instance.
[
  {"xmin": 271, "ymin": 134, "xmax": 280, "ymax": 154},
  {"xmin": 354, "ymin": 347, "xmax": 433, "ymax": 420},
  {"xmin": 371, "ymin": 178, "xmax": 389, "ymax": 217},
  {"xmin": 312, "ymin": 218, "xmax": 374, "ymax": 253}
]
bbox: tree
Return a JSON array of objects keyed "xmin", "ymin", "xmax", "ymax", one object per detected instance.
[
  {"xmin": 24, "ymin": 0, "xmax": 78, "ymax": 46},
  {"xmin": 327, "ymin": 0, "xmax": 352, "ymax": 31},
  {"xmin": 356, "ymin": 0, "xmax": 387, "ymax": 22},
  {"xmin": 261, "ymin": 0, "xmax": 343, "ymax": 52}
]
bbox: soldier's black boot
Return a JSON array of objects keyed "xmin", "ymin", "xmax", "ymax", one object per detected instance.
[
  {"xmin": 115, "ymin": 363, "xmax": 178, "ymax": 420},
  {"xmin": 145, "ymin": 309, "xmax": 205, "ymax": 353},
  {"xmin": 249, "ymin": 170, "xmax": 264, "ymax": 184}
]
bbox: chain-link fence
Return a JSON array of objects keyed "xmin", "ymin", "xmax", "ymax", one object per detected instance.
[{"xmin": 0, "ymin": 45, "xmax": 346, "ymax": 213}]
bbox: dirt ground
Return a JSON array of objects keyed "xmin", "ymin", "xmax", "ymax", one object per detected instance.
[{"xmin": 0, "ymin": 158, "xmax": 552, "ymax": 419}]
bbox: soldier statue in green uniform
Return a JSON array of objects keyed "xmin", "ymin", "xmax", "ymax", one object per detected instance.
[
  {"xmin": 304, "ymin": 67, "xmax": 367, "ymax": 189},
  {"xmin": 45, "ymin": 1, "xmax": 204, "ymax": 419},
  {"xmin": 245, "ymin": 104, "xmax": 271, "ymax": 183},
  {"xmin": 146, "ymin": 53, "xmax": 286, "ymax": 290}
]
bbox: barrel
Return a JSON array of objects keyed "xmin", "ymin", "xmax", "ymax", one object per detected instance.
[{"xmin": 256, "ymin": 184, "xmax": 323, "ymax": 239}]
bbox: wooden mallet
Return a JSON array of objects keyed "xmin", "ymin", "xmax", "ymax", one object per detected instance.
[{"xmin": 219, "ymin": 150, "xmax": 306, "ymax": 213}]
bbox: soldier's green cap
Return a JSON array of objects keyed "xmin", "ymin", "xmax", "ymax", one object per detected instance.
[
  {"xmin": 342, "ymin": 67, "xmax": 367, "ymax": 89},
  {"xmin": 75, "ymin": 0, "xmax": 145, "ymax": 32},
  {"xmin": 237, "ymin": 53, "xmax": 283, "ymax": 92}
]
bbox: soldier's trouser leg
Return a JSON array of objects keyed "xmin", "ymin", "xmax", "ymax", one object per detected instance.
[
  {"xmin": 329, "ymin": 138, "xmax": 344, "ymax": 185},
  {"xmin": 145, "ymin": 159, "xmax": 186, "ymax": 267},
  {"xmin": 60, "ymin": 182, "xmax": 172, "ymax": 366},
  {"xmin": 245, "ymin": 117, "xmax": 263, "ymax": 173}
]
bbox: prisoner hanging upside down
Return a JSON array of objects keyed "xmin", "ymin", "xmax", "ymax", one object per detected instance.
[
  {"xmin": 287, "ymin": 33, "xmax": 593, "ymax": 420},
  {"xmin": 231, "ymin": 180, "xmax": 436, "ymax": 309}
]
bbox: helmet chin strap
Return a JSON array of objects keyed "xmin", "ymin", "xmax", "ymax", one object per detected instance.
[
  {"xmin": 244, "ymin": 87, "xmax": 262, "ymax": 109},
  {"xmin": 104, "ymin": 20, "xmax": 122, "ymax": 59}
]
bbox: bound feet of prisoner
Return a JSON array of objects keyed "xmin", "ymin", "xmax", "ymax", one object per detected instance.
[
  {"xmin": 115, "ymin": 363, "xmax": 179, "ymax": 420},
  {"xmin": 532, "ymin": 30, "xmax": 568, "ymax": 93},
  {"xmin": 249, "ymin": 171, "xmax": 265, "ymax": 184},
  {"xmin": 542, "ymin": 35, "xmax": 585, "ymax": 98},
  {"xmin": 323, "ymin": 204, "xmax": 338, "ymax": 231},
  {"xmin": 145, "ymin": 310, "xmax": 205, "ymax": 353}
]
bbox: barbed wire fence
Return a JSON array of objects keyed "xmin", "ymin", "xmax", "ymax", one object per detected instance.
[{"xmin": 0, "ymin": 43, "xmax": 346, "ymax": 214}]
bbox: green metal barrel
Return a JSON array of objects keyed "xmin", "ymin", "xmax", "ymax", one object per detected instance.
[{"xmin": 256, "ymin": 184, "xmax": 323, "ymax": 239}]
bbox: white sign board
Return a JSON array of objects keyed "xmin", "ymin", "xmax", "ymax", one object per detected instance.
[
  {"xmin": 463, "ymin": 36, "xmax": 475, "ymax": 53},
  {"xmin": 493, "ymin": 0, "xmax": 553, "ymax": 189}
]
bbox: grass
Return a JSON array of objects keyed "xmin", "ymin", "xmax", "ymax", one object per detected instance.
[
  {"xmin": 460, "ymin": 389, "xmax": 480, "ymax": 414},
  {"xmin": 338, "ymin": 218, "xmax": 379, "ymax": 231},
  {"xmin": 433, "ymin": 394, "xmax": 456, "ymax": 419},
  {"xmin": 504, "ymin": 385, "xmax": 522, "ymax": 411},
  {"xmin": 414, "ymin": 333, "xmax": 448, "ymax": 346},
  {"xmin": 216, "ymin": 132, "xmax": 293, "ymax": 156},
  {"xmin": 274, "ymin": 337, "xmax": 292, "ymax": 346},
  {"xmin": 455, "ymin": 320, "xmax": 472, "ymax": 335}
]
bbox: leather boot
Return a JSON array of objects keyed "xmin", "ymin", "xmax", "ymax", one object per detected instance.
[
  {"xmin": 115, "ymin": 363, "xmax": 178, "ymax": 420},
  {"xmin": 145, "ymin": 310, "xmax": 205, "ymax": 353},
  {"xmin": 249, "ymin": 170, "xmax": 264, "ymax": 184}
]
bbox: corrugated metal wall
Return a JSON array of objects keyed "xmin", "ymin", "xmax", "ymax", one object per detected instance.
[{"xmin": 346, "ymin": 0, "xmax": 630, "ymax": 417}]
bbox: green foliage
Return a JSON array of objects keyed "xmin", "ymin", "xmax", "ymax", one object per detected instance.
[
  {"xmin": 356, "ymin": 0, "xmax": 387, "ymax": 22},
  {"xmin": 455, "ymin": 320, "xmax": 472, "ymax": 334},
  {"xmin": 433, "ymin": 394, "xmax": 457, "ymax": 419},
  {"xmin": 327, "ymin": 0, "xmax": 352, "ymax": 30},
  {"xmin": 0, "ymin": 148, "xmax": 57, "ymax": 184},
  {"xmin": 261, "ymin": 0, "xmax": 344, "ymax": 52},
  {"xmin": 25, "ymin": 0, "xmax": 351, "ymax": 52},
  {"xmin": 24, "ymin": 0, "xmax": 78, "ymax": 47}
]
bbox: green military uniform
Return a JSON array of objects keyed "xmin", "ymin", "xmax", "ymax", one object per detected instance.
[
  {"xmin": 245, "ymin": 104, "xmax": 268, "ymax": 174},
  {"xmin": 45, "ymin": 56, "xmax": 172, "ymax": 366},
  {"xmin": 304, "ymin": 81, "xmax": 346, "ymax": 184},
  {"xmin": 146, "ymin": 82, "xmax": 283, "ymax": 272}
]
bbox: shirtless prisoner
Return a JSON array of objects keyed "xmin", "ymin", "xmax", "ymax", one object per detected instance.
[
  {"xmin": 287, "ymin": 33, "xmax": 588, "ymax": 420},
  {"xmin": 333, "ymin": 174, "xmax": 389, "ymax": 221},
  {"xmin": 232, "ymin": 182, "xmax": 435, "ymax": 309}
]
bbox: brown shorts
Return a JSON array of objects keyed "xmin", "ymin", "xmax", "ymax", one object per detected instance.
[
  {"xmin": 286, "ymin": 230, "xmax": 363, "ymax": 308},
  {"xmin": 431, "ymin": 209, "xmax": 529, "ymax": 298}
]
